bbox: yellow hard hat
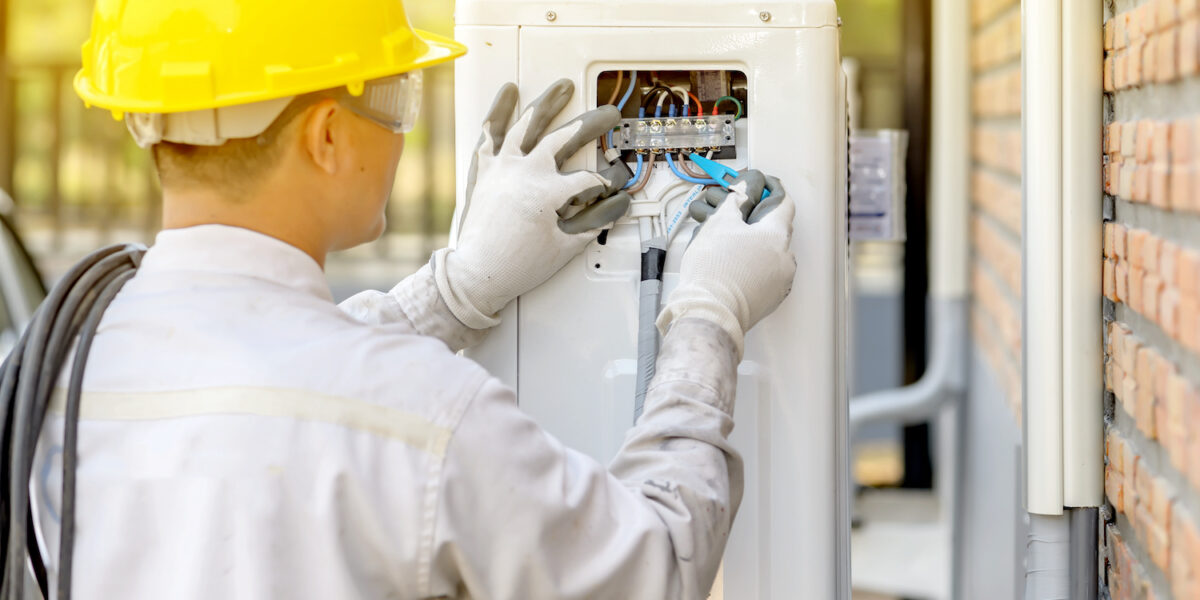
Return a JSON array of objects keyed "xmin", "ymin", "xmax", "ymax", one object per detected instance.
[{"xmin": 74, "ymin": 0, "xmax": 467, "ymax": 117}]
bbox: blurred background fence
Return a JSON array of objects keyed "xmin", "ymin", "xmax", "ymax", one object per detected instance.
[{"xmin": 0, "ymin": 0, "xmax": 457, "ymax": 298}]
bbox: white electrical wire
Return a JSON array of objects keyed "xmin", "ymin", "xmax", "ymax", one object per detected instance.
[{"xmin": 670, "ymin": 86, "xmax": 690, "ymax": 116}]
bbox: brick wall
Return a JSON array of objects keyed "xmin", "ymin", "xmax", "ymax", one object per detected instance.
[
  {"xmin": 1102, "ymin": 1, "xmax": 1200, "ymax": 598},
  {"xmin": 969, "ymin": 0, "xmax": 1023, "ymax": 421}
]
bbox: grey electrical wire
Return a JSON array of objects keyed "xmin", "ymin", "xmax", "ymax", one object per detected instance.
[
  {"xmin": 633, "ymin": 236, "xmax": 667, "ymax": 423},
  {"xmin": 0, "ymin": 243, "xmax": 144, "ymax": 600}
]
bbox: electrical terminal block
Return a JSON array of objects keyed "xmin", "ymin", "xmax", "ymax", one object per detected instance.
[{"xmin": 612, "ymin": 115, "xmax": 736, "ymax": 153}]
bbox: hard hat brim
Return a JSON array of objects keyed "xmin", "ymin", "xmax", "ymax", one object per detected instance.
[{"xmin": 74, "ymin": 29, "xmax": 467, "ymax": 117}]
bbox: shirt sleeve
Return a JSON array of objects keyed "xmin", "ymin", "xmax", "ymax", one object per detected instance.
[
  {"xmin": 428, "ymin": 317, "xmax": 742, "ymax": 599},
  {"xmin": 338, "ymin": 262, "xmax": 487, "ymax": 352}
]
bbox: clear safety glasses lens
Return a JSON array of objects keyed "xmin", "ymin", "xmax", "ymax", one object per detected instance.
[{"xmin": 343, "ymin": 70, "xmax": 423, "ymax": 134}]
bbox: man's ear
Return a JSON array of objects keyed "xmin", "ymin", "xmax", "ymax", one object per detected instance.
[{"xmin": 301, "ymin": 98, "xmax": 342, "ymax": 175}]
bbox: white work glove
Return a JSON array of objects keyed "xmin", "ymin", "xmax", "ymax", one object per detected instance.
[
  {"xmin": 657, "ymin": 171, "xmax": 797, "ymax": 359},
  {"xmin": 434, "ymin": 79, "xmax": 632, "ymax": 329}
]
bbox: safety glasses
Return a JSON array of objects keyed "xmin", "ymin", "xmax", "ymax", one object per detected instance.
[{"xmin": 339, "ymin": 70, "xmax": 424, "ymax": 134}]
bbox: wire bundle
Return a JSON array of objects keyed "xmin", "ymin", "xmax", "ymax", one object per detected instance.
[{"xmin": 0, "ymin": 243, "xmax": 144, "ymax": 600}]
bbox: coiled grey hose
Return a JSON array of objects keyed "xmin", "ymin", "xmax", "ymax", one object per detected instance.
[
  {"xmin": 0, "ymin": 243, "xmax": 145, "ymax": 600},
  {"xmin": 633, "ymin": 237, "xmax": 667, "ymax": 423}
]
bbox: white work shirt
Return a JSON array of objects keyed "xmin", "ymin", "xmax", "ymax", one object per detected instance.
[{"xmin": 32, "ymin": 225, "xmax": 742, "ymax": 599}]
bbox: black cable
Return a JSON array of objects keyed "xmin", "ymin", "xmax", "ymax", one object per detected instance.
[
  {"xmin": 639, "ymin": 85, "xmax": 679, "ymax": 114},
  {"xmin": 4, "ymin": 248, "xmax": 121, "ymax": 598},
  {"xmin": 0, "ymin": 243, "xmax": 143, "ymax": 600},
  {"xmin": 59, "ymin": 267, "xmax": 137, "ymax": 599}
]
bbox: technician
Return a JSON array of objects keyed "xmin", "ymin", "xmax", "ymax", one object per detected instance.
[{"xmin": 30, "ymin": 1, "xmax": 797, "ymax": 598}]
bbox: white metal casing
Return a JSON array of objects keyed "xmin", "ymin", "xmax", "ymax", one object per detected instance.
[{"xmin": 452, "ymin": 3, "xmax": 849, "ymax": 597}]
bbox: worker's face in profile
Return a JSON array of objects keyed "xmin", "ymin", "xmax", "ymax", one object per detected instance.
[{"xmin": 329, "ymin": 108, "xmax": 406, "ymax": 250}]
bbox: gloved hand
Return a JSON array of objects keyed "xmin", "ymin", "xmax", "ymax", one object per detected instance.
[
  {"xmin": 434, "ymin": 79, "xmax": 632, "ymax": 329},
  {"xmin": 657, "ymin": 170, "xmax": 797, "ymax": 359}
]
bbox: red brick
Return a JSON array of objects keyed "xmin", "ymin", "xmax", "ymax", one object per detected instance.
[
  {"xmin": 1134, "ymin": 165, "xmax": 1151, "ymax": 202},
  {"xmin": 1130, "ymin": 229, "xmax": 1149, "ymax": 269},
  {"xmin": 1126, "ymin": 449, "xmax": 1141, "ymax": 506},
  {"xmin": 1162, "ymin": 288, "xmax": 1181, "ymax": 339},
  {"xmin": 1137, "ymin": 120, "xmax": 1155, "ymax": 163},
  {"xmin": 1123, "ymin": 120, "xmax": 1139, "ymax": 158},
  {"xmin": 1136, "ymin": 348, "xmax": 1158, "ymax": 438},
  {"xmin": 1145, "ymin": 273, "xmax": 1164, "ymax": 322},
  {"xmin": 1166, "ymin": 372, "xmax": 1190, "ymax": 470},
  {"xmin": 1161, "ymin": 241, "xmax": 1180, "ymax": 286},
  {"xmin": 1190, "ymin": 393, "xmax": 1200, "ymax": 489},
  {"xmin": 1121, "ymin": 162, "xmax": 1137, "ymax": 200},
  {"xmin": 1106, "ymin": 259, "xmax": 1119, "ymax": 301},
  {"xmin": 1173, "ymin": 165, "xmax": 1194, "ymax": 211},
  {"xmin": 1105, "ymin": 54, "xmax": 1116, "ymax": 92},
  {"xmin": 1146, "ymin": 236, "xmax": 1163, "ymax": 275},
  {"xmin": 1131, "ymin": 266, "xmax": 1147, "ymax": 313},
  {"xmin": 1145, "ymin": 35, "xmax": 1160, "ymax": 83},
  {"xmin": 1181, "ymin": 298, "xmax": 1200, "ymax": 350},
  {"xmin": 1151, "ymin": 164, "xmax": 1171, "ymax": 208},
  {"xmin": 1125, "ymin": 374, "xmax": 1139, "ymax": 417},
  {"xmin": 1133, "ymin": 5, "xmax": 1149, "ymax": 40},
  {"xmin": 1115, "ymin": 364, "xmax": 1129, "ymax": 405},
  {"xmin": 1170, "ymin": 506, "xmax": 1198, "ymax": 600},
  {"xmin": 1171, "ymin": 120, "xmax": 1195, "ymax": 163},
  {"xmin": 1159, "ymin": 30, "xmax": 1180, "ymax": 81},
  {"xmin": 1117, "ymin": 260, "xmax": 1131, "ymax": 304},
  {"xmin": 1180, "ymin": 248, "xmax": 1200, "ymax": 297},
  {"xmin": 1118, "ymin": 11, "xmax": 1131, "ymax": 49},
  {"xmin": 1182, "ymin": 18, "xmax": 1200, "ymax": 77},
  {"xmin": 1115, "ymin": 224, "xmax": 1129, "ymax": 259},
  {"xmin": 1153, "ymin": 121, "xmax": 1172, "ymax": 162},
  {"xmin": 1105, "ymin": 223, "xmax": 1116, "ymax": 258},
  {"xmin": 1107, "ymin": 18, "xmax": 1117, "ymax": 51},
  {"xmin": 1131, "ymin": 41, "xmax": 1146, "ymax": 85},
  {"xmin": 1160, "ymin": 0, "xmax": 1181, "ymax": 29}
]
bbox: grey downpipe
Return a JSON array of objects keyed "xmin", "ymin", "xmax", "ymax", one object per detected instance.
[
  {"xmin": 847, "ymin": 296, "xmax": 967, "ymax": 437},
  {"xmin": 633, "ymin": 237, "xmax": 667, "ymax": 422},
  {"xmin": 1068, "ymin": 508, "xmax": 1098, "ymax": 599}
]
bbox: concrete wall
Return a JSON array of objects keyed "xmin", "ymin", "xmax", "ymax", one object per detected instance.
[{"xmin": 1101, "ymin": 1, "xmax": 1200, "ymax": 597}]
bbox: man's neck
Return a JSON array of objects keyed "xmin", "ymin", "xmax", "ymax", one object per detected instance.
[{"xmin": 161, "ymin": 188, "xmax": 328, "ymax": 269}]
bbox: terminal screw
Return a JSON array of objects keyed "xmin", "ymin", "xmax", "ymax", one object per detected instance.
[
  {"xmin": 546, "ymin": 10, "xmax": 557, "ymax": 22},
  {"xmin": 759, "ymin": 11, "xmax": 772, "ymax": 22}
]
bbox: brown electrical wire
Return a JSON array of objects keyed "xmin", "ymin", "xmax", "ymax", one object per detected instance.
[
  {"xmin": 606, "ymin": 70, "xmax": 625, "ymax": 106},
  {"xmin": 678, "ymin": 152, "xmax": 711, "ymax": 179},
  {"xmin": 626, "ymin": 153, "xmax": 656, "ymax": 194}
]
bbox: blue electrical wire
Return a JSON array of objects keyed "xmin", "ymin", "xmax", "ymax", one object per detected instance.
[
  {"xmin": 608, "ymin": 70, "xmax": 640, "ymax": 150},
  {"xmin": 623, "ymin": 153, "xmax": 644, "ymax": 190},
  {"xmin": 666, "ymin": 153, "xmax": 718, "ymax": 185},
  {"xmin": 618, "ymin": 70, "xmax": 638, "ymax": 110}
]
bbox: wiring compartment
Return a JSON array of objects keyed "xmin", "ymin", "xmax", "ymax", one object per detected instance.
[{"xmin": 596, "ymin": 69, "xmax": 747, "ymax": 161}]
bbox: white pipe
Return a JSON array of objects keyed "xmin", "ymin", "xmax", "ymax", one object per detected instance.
[
  {"xmin": 929, "ymin": 0, "xmax": 970, "ymax": 300},
  {"xmin": 1061, "ymin": 0, "xmax": 1103, "ymax": 508},
  {"xmin": 1022, "ymin": 0, "xmax": 1065, "ymax": 516}
]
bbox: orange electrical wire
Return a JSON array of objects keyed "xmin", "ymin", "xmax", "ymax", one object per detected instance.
[{"xmin": 686, "ymin": 92, "xmax": 703, "ymax": 116}]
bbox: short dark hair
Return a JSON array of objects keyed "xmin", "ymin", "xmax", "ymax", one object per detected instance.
[{"xmin": 151, "ymin": 91, "xmax": 332, "ymax": 195}]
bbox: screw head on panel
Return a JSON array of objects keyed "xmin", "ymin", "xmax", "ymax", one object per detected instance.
[
  {"xmin": 546, "ymin": 10, "xmax": 557, "ymax": 22},
  {"xmin": 759, "ymin": 11, "xmax": 772, "ymax": 22}
]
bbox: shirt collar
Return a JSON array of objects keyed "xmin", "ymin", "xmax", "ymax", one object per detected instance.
[{"xmin": 139, "ymin": 224, "xmax": 334, "ymax": 302}]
